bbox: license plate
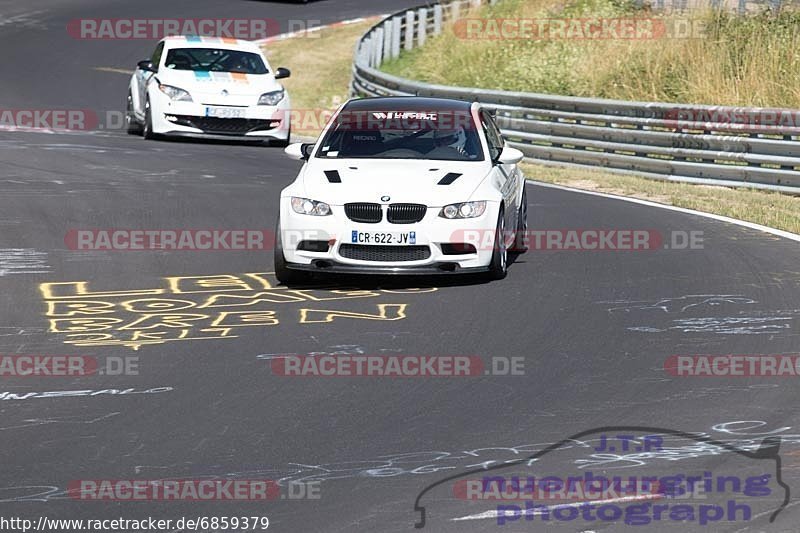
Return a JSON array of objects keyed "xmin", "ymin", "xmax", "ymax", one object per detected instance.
[
  {"xmin": 205, "ymin": 107, "xmax": 246, "ymax": 119},
  {"xmin": 351, "ymin": 231, "xmax": 416, "ymax": 245}
]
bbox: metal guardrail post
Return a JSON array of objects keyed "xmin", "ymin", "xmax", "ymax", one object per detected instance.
[
  {"xmin": 361, "ymin": 36, "xmax": 371, "ymax": 68},
  {"xmin": 391, "ymin": 16, "xmax": 402, "ymax": 59},
  {"xmin": 382, "ymin": 21, "xmax": 392, "ymax": 64},
  {"xmin": 405, "ymin": 11, "xmax": 415, "ymax": 51},
  {"xmin": 417, "ymin": 8, "xmax": 428, "ymax": 47},
  {"xmin": 373, "ymin": 30, "xmax": 382, "ymax": 68}
]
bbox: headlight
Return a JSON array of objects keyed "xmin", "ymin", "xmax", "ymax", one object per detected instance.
[
  {"xmin": 158, "ymin": 84, "xmax": 192, "ymax": 102},
  {"xmin": 258, "ymin": 89, "xmax": 285, "ymax": 106},
  {"xmin": 439, "ymin": 201, "xmax": 487, "ymax": 219},
  {"xmin": 291, "ymin": 197, "xmax": 332, "ymax": 216}
]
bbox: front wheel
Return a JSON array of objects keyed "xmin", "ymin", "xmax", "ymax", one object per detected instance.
[
  {"xmin": 510, "ymin": 188, "xmax": 528, "ymax": 253},
  {"xmin": 487, "ymin": 208, "xmax": 508, "ymax": 280},
  {"xmin": 142, "ymin": 98, "xmax": 158, "ymax": 140},
  {"xmin": 274, "ymin": 218, "xmax": 306, "ymax": 285},
  {"xmin": 126, "ymin": 92, "xmax": 143, "ymax": 135}
]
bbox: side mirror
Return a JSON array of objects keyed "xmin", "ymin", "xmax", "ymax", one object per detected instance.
[
  {"xmin": 274, "ymin": 67, "xmax": 291, "ymax": 80},
  {"xmin": 285, "ymin": 142, "xmax": 314, "ymax": 160},
  {"xmin": 137, "ymin": 59, "xmax": 155, "ymax": 72},
  {"xmin": 496, "ymin": 146, "xmax": 524, "ymax": 165}
]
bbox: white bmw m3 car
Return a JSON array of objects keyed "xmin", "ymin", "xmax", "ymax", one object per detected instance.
[
  {"xmin": 126, "ymin": 36, "xmax": 292, "ymax": 145},
  {"xmin": 274, "ymin": 96, "xmax": 528, "ymax": 283}
]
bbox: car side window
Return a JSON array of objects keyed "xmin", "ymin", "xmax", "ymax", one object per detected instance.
[
  {"xmin": 480, "ymin": 110, "xmax": 504, "ymax": 162},
  {"xmin": 488, "ymin": 113, "xmax": 505, "ymax": 148},
  {"xmin": 150, "ymin": 42, "xmax": 165, "ymax": 70}
]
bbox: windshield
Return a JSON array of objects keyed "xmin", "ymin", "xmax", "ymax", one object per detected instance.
[
  {"xmin": 316, "ymin": 110, "xmax": 484, "ymax": 161},
  {"xmin": 164, "ymin": 48, "xmax": 268, "ymax": 74}
]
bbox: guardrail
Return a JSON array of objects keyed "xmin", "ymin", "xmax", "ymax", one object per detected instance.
[{"xmin": 349, "ymin": 0, "xmax": 800, "ymax": 194}]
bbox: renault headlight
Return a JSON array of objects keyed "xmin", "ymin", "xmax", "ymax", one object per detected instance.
[
  {"xmin": 258, "ymin": 89, "xmax": 285, "ymax": 106},
  {"xmin": 158, "ymin": 84, "xmax": 192, "ymax": 102}
]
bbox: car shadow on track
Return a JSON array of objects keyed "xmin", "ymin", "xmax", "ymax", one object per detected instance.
[
  {"xmin": 246, "ymin": 0, "xmax": 325, "ymax": 4},
  {"xmin": 277, "ymin": 253, "xmax": 526, "ymax": 289},
  {"xmin": 146, "ymin": 136, "xmax": 282, "ymax": 148},
  {"xmin": 280, "ymin": 274, "xmax": 488, "ymax": 290}
]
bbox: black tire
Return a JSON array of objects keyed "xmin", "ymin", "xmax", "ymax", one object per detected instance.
[
  {"xmin": 142, "ymin": 98, "xmax": 157, "ymax": 140},
  {"xmin": 274, "ymin": 218, "xmax": 305, "ymax": 285},
  {"xmin": 487, "ymin": 207, "xmax": 508, "ymax": 280},
  {"xmin": 510, "ymin": 188, "xmax": 528, "ymax": 253},
  {"xmin": 126, "ymin": 92, "xmax": 143, "ymax": 135}
]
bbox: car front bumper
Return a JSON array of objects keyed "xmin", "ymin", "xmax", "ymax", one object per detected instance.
[
  {"xmin": 279, "ymin": 201, "xmax": 501, "ymax": 274},
  {"xmin": 285, "ymin": 260, "xmax": 490, "ymax": 276},
  {"xmin": 150, "ymin": 97, "xmax": 291, "ymax": 140}
]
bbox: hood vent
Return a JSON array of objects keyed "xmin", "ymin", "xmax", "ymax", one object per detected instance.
[
  {"xmin": 437, "ymin": 172, "xmax": 462, "ymax": 185},
  {"xmin": 324, "ymin": 170, "xmax": 342, "ymax": 183}
]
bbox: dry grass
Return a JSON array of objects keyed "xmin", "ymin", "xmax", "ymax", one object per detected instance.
[
  {"xmin": 262, "ymin": 20, "xmax": 375, "ymax": 135},
  {"xmin": 524, "ymin": 162, "xmax": 800, "ymax": 233},
  {"xmin": 382, "ymin": 0, "xmax": 800, "ymax": 107}
]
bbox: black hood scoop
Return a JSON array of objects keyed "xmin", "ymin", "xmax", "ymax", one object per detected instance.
[
  {"xmin": 324, "ymin": 170, "xmax": 342, "ymax": 183},
  {"xmin": 437, "ymin": 172, "xmax": 462, "ymax": 185}
]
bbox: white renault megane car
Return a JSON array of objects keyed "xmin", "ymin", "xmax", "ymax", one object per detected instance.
[
  {"xmin": 126, "ymin": 36, "xmax": 292, "ymax": 145},
  {"xmin": 275, "ymin": 96, "xmax": 528, "ymax": 283}
]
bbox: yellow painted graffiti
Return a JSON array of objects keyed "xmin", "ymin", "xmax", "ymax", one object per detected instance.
[
  {"xmin": 299, "ymin": 304, "xmax": 407, "ymax": 324},
  {"xmin": 39, "ymin": 273, "xmax": 435, "ymax": 350}
]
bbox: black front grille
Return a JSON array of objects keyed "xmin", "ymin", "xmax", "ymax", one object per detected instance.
[
  {"xmin": 387, "ymin": 204, "xmax": 427, "ymax": 224},
  {"xmin": 172, "ymin": 116, "xmax": 279, "ymax": 135},
  {"xmin": 345, "ymin": 203, "xmax": 382, "ymax": 223},
  {"xmin": 339, "ymin": 244, "xmax": 431, "ymax": 262}
]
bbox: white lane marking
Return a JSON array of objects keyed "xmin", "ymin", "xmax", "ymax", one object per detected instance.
[
  {"xmin": 0, "ymin": 248, "xmax": 50, "ymax": 276},
  {"xmin": 0, "ymin": 412, "xmax": 120, "ymax": 432},
  {"xmin": 528, "ymin": 180, "xmax": 800, "ymax": 243},
  {"xmin": 93, "ymin": 67, "xmax": 132, "ymax": 75},
  {"xmin": 452, "ymin": 493, "xmax": 663, "ymax": 522},
  {"xmin": 255, "ymin": 14, "xmax": 387, "ymax": 45},
  {"xmin": 0, "ymin": 125, "xmax": 106, "ymax": 135},
  {"xmin": 0, "ymin": 10, "xmax": 46, "ymax": 30},
  {"xmin": 0, "ymin": 387, "xmax": 173, "ymax": 401}
]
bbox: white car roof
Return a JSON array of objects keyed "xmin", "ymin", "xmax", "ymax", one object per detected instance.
[{"xmin": 160, "ymin": 36, "xmax": 263, "ymax": 54}]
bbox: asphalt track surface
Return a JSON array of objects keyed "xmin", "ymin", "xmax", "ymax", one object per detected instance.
[{"xmin": 1, "ymin": 0, "xmax": 800, "ymax": 532}]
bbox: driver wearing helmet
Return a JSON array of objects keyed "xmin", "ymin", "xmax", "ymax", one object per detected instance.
[
  {"xmin": 225, "ymin": 54, "xmax": 250, "ymax": 73},
  {"xmin": 428, "ymin": 126, "xmax": 469, "ymax": 159}
]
